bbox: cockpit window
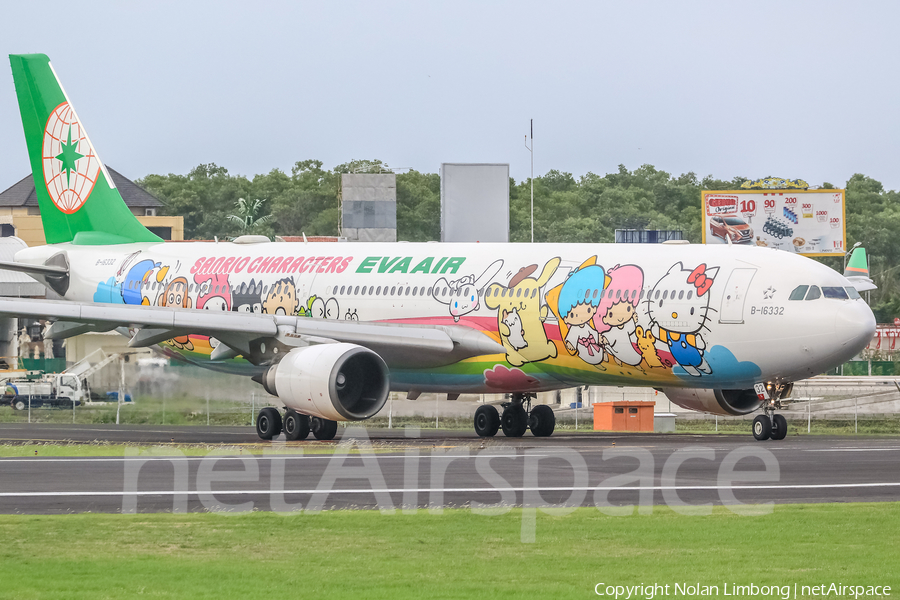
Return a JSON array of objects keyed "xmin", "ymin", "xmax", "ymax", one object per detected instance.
[
  {"xmin": 789, "ymin": 285, "xmax": 808, "ymax": 301},
  {"xmin": 805, "ymin": 285, "xmax": 821, "ymax": 300},
  {"xmin": 822, "ymin": 286, "xmax": 849, "ymax": 300},
  {"xmin": 845, "ymin": 286, "xmax": 862, "ymax": 300}
]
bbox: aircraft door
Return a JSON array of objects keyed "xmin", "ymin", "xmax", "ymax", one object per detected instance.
[{"xmin": 719, "ymin": 268, "xmax": 756, "ymax": 324}]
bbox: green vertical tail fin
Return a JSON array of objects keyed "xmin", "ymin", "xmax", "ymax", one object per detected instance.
[{"xmin": 9, "ymin": 53, "xmax": 161, "ymax": 245}]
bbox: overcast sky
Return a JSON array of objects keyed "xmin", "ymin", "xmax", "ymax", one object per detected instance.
[{"xmin": 2, "ymin": 1, "xmax": 898, "ymax": 191}]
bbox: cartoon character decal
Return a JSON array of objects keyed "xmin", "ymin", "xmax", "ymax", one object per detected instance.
[
  {"xmin": 194, "ymin": 273, "xmax": 231, "ymax": 311},
  {"xmin": 122, "ymin": 259, "xmax": 164, "ymax": 305},
  {"xmin": 635, "ymin": 326, "xmax": 664, "ymax": 369},
  {"xmin": 645, "ymin": 262, "xmax": 718, "ymax": 377},
  {"xmin": 262, "ymin": 277, "xmax": 299, "ymax": 315},
  {"xmin": 432, "ymin": 259, "xmax": 503, "ymax": 321},
  {"xmin": 553, "ymin": 261, "xmax": 608, "ymax": 366},
  {"xmin": 232, "ymin": 279, "xmax": 263, "ymax": 313},
  {"xmin": 485, "ymin": 258, "xmax": 559, "ymax": 366},
  {"xmin": 157, "ymin": 276, "xmax": 193, "ymax": 350},
  {"xmin": 501, "ymin": 308, "xmax": 526, "ymax": 350},
  {"xmin": 596, "ymin": 265, "xmax": 644, "ymax": 370},
  {"xmin": 301, "ymin": 295, "xmax": 341, "ymax": 319}
]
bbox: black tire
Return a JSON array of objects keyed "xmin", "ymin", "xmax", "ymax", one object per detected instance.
[
  {"xmin": 11, "ymin": 398, "xmax": 25, "ymax": 411},
  {"xmin": 311, "ymin": 417, "xmax": 338, "ymax": 441},
  {"xmin": 501, "ymin": 405, "xmax": 528, "ymax": 437},
  {"xmin": 283, "ymin": 410, "xmax": 310, "ymax": 441},
  {"xmin": 771, "ymin": 414, "xmax": 788, "ymax": 440},
  {"xmin": 474, "ymin": 405, "xmax": 500, "ymax": 437},
  {"xmin": 752, "ymin": 414, "xmax": 771, "ymax": 441},
  {"xmin": 256, "ymin": 407, "xmax": 282, "ymax": 440},
  {"xmin": 529, "ymin": 404, "xmax": 556, "ymax": 437}
]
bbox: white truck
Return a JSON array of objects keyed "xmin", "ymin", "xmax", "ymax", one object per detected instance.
[
  {"xmin": 3, "ymin": 349, "xmax": 132, "ymax": 410},
  {"xmin": 2, "ymin": 371, "xmax": 86, "ymax": 410}
]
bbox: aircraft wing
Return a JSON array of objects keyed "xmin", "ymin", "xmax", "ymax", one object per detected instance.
[{"xmin": 0, "ymin": 297, "xmax": 503, "ymax": 368}]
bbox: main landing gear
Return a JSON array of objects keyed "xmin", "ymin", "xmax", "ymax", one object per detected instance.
[
  {"xmin": 474, "ymin": 393, "xmax": 556, "ymax": 438},
  {"xmin": 255, "ymin": 407, "xmax": 338, "ymax": 441},
  {"xmin": 752, "ymin": 383, "xmax": 792, "ymax": 441}
]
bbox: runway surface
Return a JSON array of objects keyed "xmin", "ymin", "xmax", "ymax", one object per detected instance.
[{"xmin": 0, "ymin": 424, "xmax": 898, "ymax": 514}]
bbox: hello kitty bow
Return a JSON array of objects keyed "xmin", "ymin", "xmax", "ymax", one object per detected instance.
[{"xmin": 687, "ymin": 264, "xmax": 714, "ymax": 296}]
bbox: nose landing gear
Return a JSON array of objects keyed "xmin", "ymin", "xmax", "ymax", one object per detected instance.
[
  {"xmin": 473, "ymin": 393, "xmax": 556, "ymax": 438},
  {"xmin": 752, "ymin": 383, "xmax": 792, "ymax": 441}
]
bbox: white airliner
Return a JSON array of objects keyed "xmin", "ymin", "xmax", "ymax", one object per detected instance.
[{"xmin": 0, "ymin": 54, "xmax": 876, "ymax": 442}]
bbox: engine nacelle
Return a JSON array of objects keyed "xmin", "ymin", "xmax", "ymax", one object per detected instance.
[
  {"xmin": 262, "ymin": 343, "xmax": 390, "ymax": 422},
  {"xmin": 660, "ymin": 388, "xmax": 763, "ymax": 416}
]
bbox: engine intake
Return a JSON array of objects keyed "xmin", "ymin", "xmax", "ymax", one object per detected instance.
[
  {"xmin": 262, "ymin": 343, "xmax": 390, "ymax": 421},
  {"xmin": 659, "ymin": 388, "xmax": 763, "ymax": 416}
]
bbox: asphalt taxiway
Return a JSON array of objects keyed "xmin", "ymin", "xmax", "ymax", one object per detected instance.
[{"xmin": 0, "ymin": 424, "xmax": 897, "ymax": 514}]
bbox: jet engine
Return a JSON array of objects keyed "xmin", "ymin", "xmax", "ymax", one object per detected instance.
[
  {"xmin": 262, "ymin": 343, "xmax": 390, "ymax": 422},
  {"xmin": 659, "ymin": 388, "xmax": 764, "ymax": 416}
]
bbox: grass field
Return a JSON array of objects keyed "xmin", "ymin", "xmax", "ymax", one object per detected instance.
[{"xmin": 0, "ymin": 504, "xmax": 895, "ymax": 599}]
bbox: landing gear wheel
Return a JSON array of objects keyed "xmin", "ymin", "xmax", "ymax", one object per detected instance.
[
  {"xmin": 501, "ymin": 405, "xmax": 528, "ymax": 437},
  {"xmin": 771, "ymin": 414, "xmax": 788, "ymax": 440},
  {"xmin": 256, "ymin": 407, "xmax": 283, "ymax": 440},
  {"xmin": 474, "ymin": 405, "xmax": 500, "ymax": 437},
  {"xmin": 283, "ymin": 410, "xmax": 310, "ymax": 441},
  {"xmin": 311, "ymin": 417, "xmax": 338, "ymax": 441},
  {"xmin": 752, "ymin": 414, "xmax": 772, "ymax": 441},
  {"xmin": 529, "ymin": 404, "xmax": 556, "ymax": 437}
]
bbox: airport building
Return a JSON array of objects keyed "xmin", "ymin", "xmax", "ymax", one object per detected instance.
[{"xmin": 0, "ymin": 167, "xmax": 183, "ymax": 245}]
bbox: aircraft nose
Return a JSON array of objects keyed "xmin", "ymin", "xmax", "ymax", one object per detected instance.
[{"xmin": 833, "ymin": 300, "xmax": 876, "ymax": 359}]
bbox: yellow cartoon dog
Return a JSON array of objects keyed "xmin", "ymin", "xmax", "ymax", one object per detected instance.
[{"xmin": 485, "ymin": 257, "xmax": 560, "ymax": 366}]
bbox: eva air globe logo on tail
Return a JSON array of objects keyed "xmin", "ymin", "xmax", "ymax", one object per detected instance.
[{"xmin": 41, "ymin": 102, "xmax": 100, "ymax": 214}]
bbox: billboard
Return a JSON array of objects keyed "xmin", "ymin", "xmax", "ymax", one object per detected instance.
[
  {"xmin": 441, "ymin": 163, "xmax": 509, "ymax": 242},
  {"xmin": 701, "ymin": 189, "xmax": 846, "ymax": 256}
]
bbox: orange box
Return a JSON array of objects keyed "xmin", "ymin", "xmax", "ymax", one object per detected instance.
[{"xmin": 593, "ymin": 401, "xmax": 655, "ymax": 432}]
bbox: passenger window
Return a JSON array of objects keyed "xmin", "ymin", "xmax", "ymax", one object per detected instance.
[
  {"xmin": 340, "ymin": 286, "xmax": 345, "ymax": 295},
  {"xmin": 532, "ymin": 288, "xmax": 538, "ymax": 299},
  {"xmin": 805, "ymin": 285, "xmax": 821, "ymax": 300},
  {"xmin": 654, "ymin": 290, "xmax": 660, "ymax": 300},
  {"xmin": 686, "ymin": 290, "xmax": 692, "ymax": 300},
  {"xmin": 412, "ymin": 287, "xmax": 417, "ymax": 296},
  {"xmin": 592, "ymin": 289, "xmax": 598, "ymax": 299},
  {"xmin": 789, "ymin": 285, "xmax": 809, "ymax": 300},
  {"xmin": 422, "ymin": 287, "xmax": 427, "ymax": 296},
  {"xmin": 407, "ymin": 287, "xmax": 412, "ymax": 295},
  {"xmin": 845, "ymin": 286, "xmax": 861, "ymax": 300},
  {"xmin": 584, "ymin": 289, "xmax": 590, "ymax": 300},
  {"xmin": 663, "ymin": 290, "xmax": 668, "ymax": 300},
  {"xmin": 614, "ymin": 407, "xmax": 624, "ymax": 414},
  {"xmin": 629, "ymin": 407, "xmax": 638, "ymax": 414},
  {"xmin": 678, "ymin": 290, "xmax": 684, "ymax": 300},
  {"xmin": 354, "ymin": 286, "xmax": 359, "ymax": 295},
  {"xmin": 822, "ymin": 286, "xmax": 849, "ymax": 300}
]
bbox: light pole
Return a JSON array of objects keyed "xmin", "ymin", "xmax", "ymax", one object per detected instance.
[{"xmin": 524, "ymin": 120, "xmax": 533, "ymax": 243}]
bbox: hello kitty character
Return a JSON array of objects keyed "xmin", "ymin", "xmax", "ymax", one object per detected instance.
[
  {"xmin": 646, "ymin": 262, "xmax": 718, "ymax": 377},
  {"xmin": 501, "ymin": 308, "xmax": 527, "ymax": 350}
]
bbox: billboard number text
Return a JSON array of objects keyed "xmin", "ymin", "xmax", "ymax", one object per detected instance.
[{"xmin": 740, "ymin": 200, "xmax": 756, "ymax": 214}]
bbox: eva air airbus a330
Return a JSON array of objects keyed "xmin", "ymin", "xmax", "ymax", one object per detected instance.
[{"xmin": 0, "ymin": 54, "xmax": 876, "ymax": 441}]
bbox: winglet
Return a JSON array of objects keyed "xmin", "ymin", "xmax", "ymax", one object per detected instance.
[{"xmin": 843, "ymin": 247, "xmax": 876, "ymax": 292}]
